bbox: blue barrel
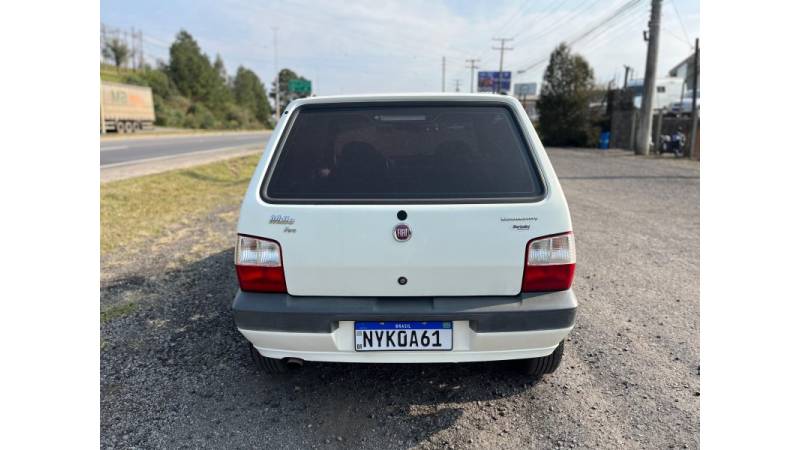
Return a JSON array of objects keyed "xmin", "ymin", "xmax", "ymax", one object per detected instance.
[{"xmin": 599, "ymin": 131, "xmax": 610, "ymax": 150}]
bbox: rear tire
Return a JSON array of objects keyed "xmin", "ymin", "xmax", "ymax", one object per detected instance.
[
  {"xmin": 249, "ymin": 343, "xmax": 289, "ymax": 374},
  {"xmin": 116, "ymin": 121, "xmax": 125, "ymax": 133},
  {"xmin": 519, "ymin": 340, "xmax": 564, "ymax": 378},
  {"xmin": 124, "ymin": 121, "xmax": 134, "ymax": 133}
]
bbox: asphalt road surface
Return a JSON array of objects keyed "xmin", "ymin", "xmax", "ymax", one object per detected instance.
[
  {"xmin": 99, "ymin": 132, "xmax": 270, "ymax": 167},
  {"xmin": 100, "ymin": 148, "xmax": 700, "ymax": 449}
]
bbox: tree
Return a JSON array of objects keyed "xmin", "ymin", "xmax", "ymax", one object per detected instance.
[
  {"xmin": 207, "ymin": 54, "xmax": 233, "ymax": 110},
  {"xmin": 213, "ymin": 54, "xmax": 228, "ymax": 82},
  {"xmin": 167, "ymin": 30, "xmax": 230, "ymax": 110},
  {"xmin": 233, "ymin": 67, "xmax": 271, "ymax": 125},
  {"xmin": 168, "ymin": 31, "xmax": 213, "ymax": 99},
  {"xmin": 103, "ymin": 38, "xmax": 130, "ymax": 70},
  {"xmin": 536, "ymin": 43, "xmax": 596, "ymax": 146}
]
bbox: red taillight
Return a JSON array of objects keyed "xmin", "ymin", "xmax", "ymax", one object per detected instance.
[
  {"xmin": 522, "ymin": 264, "xmax": 576, "ymax": 292},
  {"xmin": 522, "ymin": 232, "xmax": 576, "ymax": 292},
  {"xmin": 235, "ymin": 235, "xmax": 287, "ymax": 293}
]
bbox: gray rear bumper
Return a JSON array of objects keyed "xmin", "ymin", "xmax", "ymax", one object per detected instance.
[{"xmin": 232, "ymin": 290, "xmax": 577, "ymax": 333}]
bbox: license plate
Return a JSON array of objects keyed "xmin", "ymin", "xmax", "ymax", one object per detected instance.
[{"xmin": 354, "ymin": 321, "xmax": 453, "ymax": 352}]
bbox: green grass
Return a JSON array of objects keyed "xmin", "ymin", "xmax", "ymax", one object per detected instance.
[
  {"xmin": 100, "ymin": 302, "xmax": 139, "ymax": 323},
  {"xmin": 100, "ymin": 64, "xmax": 136, "ymax": 83},
  {"xmin": 100, "ymin": 154, "xmax": 260, "ymax": 255}
]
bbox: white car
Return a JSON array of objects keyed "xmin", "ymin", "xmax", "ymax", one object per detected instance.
[{"xmin": 233, "ymin": 93, "xmax": 577, "ymax": 378}]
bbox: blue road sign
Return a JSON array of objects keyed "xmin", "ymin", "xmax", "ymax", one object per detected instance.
[{"xmin": 477, "ymin": 71, "xmax": 512, "ymax": 93}]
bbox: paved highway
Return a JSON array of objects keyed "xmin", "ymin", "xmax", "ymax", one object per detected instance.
[{"xmin": 99, "ymin": 132, "xmax": 270, "ymax": 167}]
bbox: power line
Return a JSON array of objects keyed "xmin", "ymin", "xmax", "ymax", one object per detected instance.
[
  {"xmin": 229, "ymin": 1, "xmax": 471, "ymax": 64},
  {"xmin": 513, "ymin": 0, "xmax": 601, "ymax": 42},
  {"xmin": 516, "ymin": 0, "xmax": 642, "ymax": 73},
  {"xmin": 516, "ymin": 3, "xmax": 639, "ymax": 74},
  {"xmin": 661, "ymin": 26, "xmax": 692, "ymax": 47},
  {"xmin": 669, "ymin": 0, "xmax": 692, "ymax": 45},
  {"xmin": 572, "ymin": 2, "xmax": 648, "ymax": 55},
  {"xmin": 558, "ymin": 0, "xmax": 642, "ymax": 49},
  {"xmin": 142, "ymin": 35, "xmax": 170, "ymax": 48},
  {"xmin": 496, "ymin": 0, "xmax": 533, "ymax": 36},
  {"xmin": 474, "ymin": 0, "xmax": 566, "ymax": 66},
  {"xmin": 511, "ymin": 0, "xmax": 576, "ymax": 40}
]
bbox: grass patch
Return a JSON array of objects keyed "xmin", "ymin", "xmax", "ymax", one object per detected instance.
[
  {"xmin": 100, "ymin": 64, "xmax": 131, "ymax": 83},
  {"xmin": 100, "ymin": 302, "xmax": 139, "ymax": 323},
  {"xmin": 101, "ymin": 154, "xmax": 260, "ymax": 255}
]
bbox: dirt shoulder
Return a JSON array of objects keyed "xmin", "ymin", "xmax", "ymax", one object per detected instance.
[{"xmin": 100, "ymin": 149, "xmax": 699, "ymax": 449}]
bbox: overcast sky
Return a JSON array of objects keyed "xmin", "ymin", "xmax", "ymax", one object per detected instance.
[{"xmin": 101, "ymin": 0, "xmax": 699, "ymax": 95}]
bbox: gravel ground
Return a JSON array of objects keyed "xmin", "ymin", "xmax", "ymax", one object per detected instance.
[{"xmin": 100, "ymin": 148, "xmax": 700, "ymax": 449}]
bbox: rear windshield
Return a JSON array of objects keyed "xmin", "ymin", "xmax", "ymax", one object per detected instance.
[{"xmin": 264, "ymin": 103, "xmax": 544, "ymax": 203}]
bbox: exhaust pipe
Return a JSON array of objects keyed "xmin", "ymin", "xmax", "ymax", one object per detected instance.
[{"xmin": 285, "ymin": 358, "xmax": 304, "ymax": 367}]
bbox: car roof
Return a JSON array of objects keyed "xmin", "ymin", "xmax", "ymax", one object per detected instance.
[{"xmin": 286, "ymin": 93, "xmax": 520, "ymax": 108}]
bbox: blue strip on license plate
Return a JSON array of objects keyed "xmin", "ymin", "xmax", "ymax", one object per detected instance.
[{"xmin": 354, "ymin": 321, "xmax": 453, "ymax": 351}]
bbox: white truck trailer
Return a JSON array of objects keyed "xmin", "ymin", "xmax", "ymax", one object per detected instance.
[{"xmin": 100, "ymin": 81, "xmax": 155, "ymax": 133}]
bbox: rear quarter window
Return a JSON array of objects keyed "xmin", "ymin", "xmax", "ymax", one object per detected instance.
[{"xmin": 263, "ymin": 103, "xmax": 545, "ymax": 203}]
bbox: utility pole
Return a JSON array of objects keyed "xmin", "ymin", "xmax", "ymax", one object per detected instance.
[
  {"xmin": 492, "ymin": 38, "xmax": 513, "ymax": 93},
  {"xmin": 441, "ymin": 57, "xmax": 446, "ymax": 92},
  {"xmin": 272, "ymin": 27, "xmax": 281, "ymax": 121},
  {"xmin": 623, "ymin": 65, "xmax": 632, "ymax": 88},
  {"xmin": 100, "ymin": 23, "xmax": 106, "ymax": 61},
  {"xmin": 453, "ymin": 79, "xmax": 461, "ymax": 92},
  {"xmin": 130, "ymin": 27, "xmax": 137, "ymax": 69},
  {"xmin": 635, "ymin": 0, "xmax": 662, "ymax": 155},
  {"xmin": 465, "ymin": 58, "xmax": 480, "ymax": 93},
  {"xmin": 138, "ymin": 30, "xmax": 144, "ymax": 69},
  {"xmin": 688, "ymin": 38, "xmax": 700, "ymax": 159}
]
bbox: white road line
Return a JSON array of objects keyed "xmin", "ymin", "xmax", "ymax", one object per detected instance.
[
  {"xmin": 100, "ymin": 136, "xmax": 263, "ymax": 151},
  {"xmin": 100, "ymin": 145, "xmax": 129, "ymax": 151},
  {"xmin": 99, "ymin": 131, "xmax": 270, "ymax": 145},
  {"xmin": 100, "ymin": 144, "xmax": 262, "ymax": 169}
]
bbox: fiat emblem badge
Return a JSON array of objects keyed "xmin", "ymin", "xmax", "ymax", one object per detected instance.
[{"xmin": 393, "ymin": 223, "xmax": 412, "ymax": 242}]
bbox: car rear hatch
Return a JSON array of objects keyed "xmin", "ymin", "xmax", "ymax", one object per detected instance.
[{"xmin": 251, "ymin": 102, "xmax": 556, "ymax": 297}]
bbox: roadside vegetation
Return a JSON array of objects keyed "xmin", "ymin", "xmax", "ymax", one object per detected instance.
[
  {"xmin": 537, "ymin": 43, "xmax": 595, "ymax": 146},
  {"xmin": 101, "ymin": 29, "xmax": 311, "ymax": 130},
  {"xmin": 100, "ymin": 154, "xmax": 260, "ymax": 255},
  {"xmin": 100, "ymin": 302, "xmax": 138, "ymax": 324},
  {"xmin": 536, "ymin": 43, "xmax": 606, "ymax": 147}
]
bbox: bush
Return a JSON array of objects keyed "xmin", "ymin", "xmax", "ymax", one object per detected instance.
[
  {"xmin": 124, "ymin": 68, "xmax": 174, "ymax": 100},
  {"xmin": 154, "ymin": 95, "xmax": 191, "ymax": 127},
  {"xmin": 182, "ymin": 114, "xmax": 198, "ymax": 129},
  {"xmin": 185, "ymin": 103, "xmax": 219, "ymax": 129},
  {"xmin": 223, "ymin": 102, "xmax": 260, "ymax": 129}
]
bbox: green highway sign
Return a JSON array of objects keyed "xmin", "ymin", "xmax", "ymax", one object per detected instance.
[{"xmin": 288, "ymin": 79, "xmax": 312, "ymax": 94}]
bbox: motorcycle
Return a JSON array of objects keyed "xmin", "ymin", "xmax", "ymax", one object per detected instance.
[{"xmin": 659, "ymin": 131, "xmax": 686, "ymax": 157}]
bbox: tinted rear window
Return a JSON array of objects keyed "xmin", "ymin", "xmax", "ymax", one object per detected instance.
[{"xmin": 264, "ymin": 104, "xmax": 544, "ymax": 202}]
